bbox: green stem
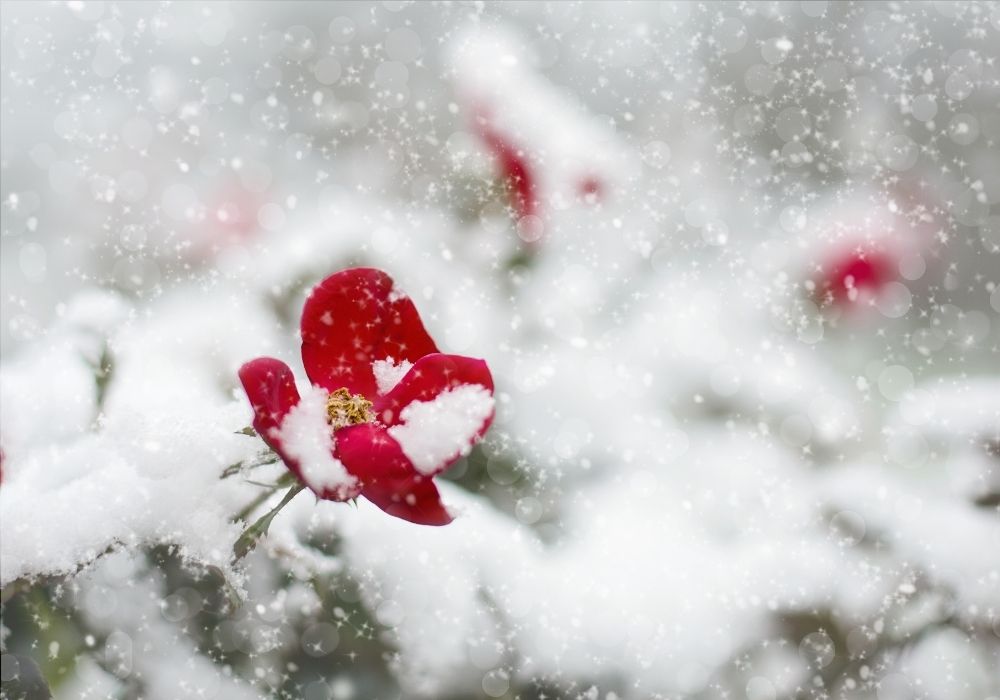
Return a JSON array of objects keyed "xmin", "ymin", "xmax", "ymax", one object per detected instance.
[
  {"xmin": 232, "ymin": 472, "xmax": 297, "ymax": 522},
  {"xmin": 232, "ymin": 483, "xmax": 306, "ymax": 561}
]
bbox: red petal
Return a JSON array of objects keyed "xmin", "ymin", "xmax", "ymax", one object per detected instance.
[
  {"xmin": 335, "ymin": 423, "xmax": 453, "ymax": 526},
  {"xmin": 363, "ymin": 476, "xmax": 453, "ymax": 526},
  {"xmin": 239, "ymin": 357, "xmax": 300, "ymax": 444},
  {"xmin": 300, "ymin": 268, "xmax": 439, "ymax": 398},
  {"xmin": 820, "ymin": 249, "xmax": 896, "ymax": 304},
  {"xmin": 238, "ymin": 357, "xmax": 304, "ymax": 478},
  {"xmin": 477, "ymin": 114, "xmax": 538, "ymax": 220},
  {"xmin": 373, "ymin": 353, "xmax": 494, "ymax": 428}
]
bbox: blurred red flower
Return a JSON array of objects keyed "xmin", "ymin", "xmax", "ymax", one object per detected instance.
[{"xmin": 819, "ymin": 248, "xmax": 897, "ymax": 305}]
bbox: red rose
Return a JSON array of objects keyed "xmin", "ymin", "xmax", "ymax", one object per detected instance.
[{"xmin": 239, "ymin": 268, "xmax": 494, "ymax": 526}]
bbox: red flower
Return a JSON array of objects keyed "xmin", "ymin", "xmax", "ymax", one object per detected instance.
[
  {"xmin": 238, "ymin": 268, "xmax": 495, "ymax": 526},
  {"xmin": 475, "ymin": 107, "xmax": 538, "ymax": 221},
  {"xmin": 818, "ymin": 248, "xmax": 896, "ymax": 305}
]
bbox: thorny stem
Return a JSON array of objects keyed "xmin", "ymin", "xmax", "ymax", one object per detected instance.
[
  {"xmin": 232, "ymin": 483, "xmax": 306, "ymax": 561},
  {"xmin": 220, "ymin": 449, "xmax": 280, "ymax": 479}
]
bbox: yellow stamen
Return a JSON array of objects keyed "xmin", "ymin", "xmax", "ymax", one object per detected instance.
[{"xmin": 325, "ymin": 388, "xmax": 374, "ymax": 429}]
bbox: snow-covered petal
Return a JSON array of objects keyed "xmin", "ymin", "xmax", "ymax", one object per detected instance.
[
  {"xmin": 388, "ymin": 384, "xmax": 495, "ymax": 476},
  {"xmin": 276, "ymin": 386, "xmax": 358, "ymax": 501},
  {"xmin": 373, "ymin": 353, "xmax": 494, "ymax": 428},
  {"xmin": 335, "ymin": 423, "xmax": 453, "ymax": 525},
  {"xmin": 239, "ymin": 357, "xmax": 315, "ymax": 490},
  {"xmin": 238, "ymin": 357, "xmax": 300, "ymax": 440},
  {"xmin": 238, "ymin": 357, "xmax": 300, "ymax": 446}
]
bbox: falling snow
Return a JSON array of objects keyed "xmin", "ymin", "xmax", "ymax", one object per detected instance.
[{"xmin": 1, "ymin": 1, "xmax": 999, "ymax": 699}]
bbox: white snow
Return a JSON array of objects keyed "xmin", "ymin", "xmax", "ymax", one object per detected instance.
[
  {"xmin": 0, "ymin": 337, "xmax": 97, "ymax": 462},
  {"xmin": 0, "ymin": 401, "xmax": 267, "ymax": 588},
  {"xmin": 388, "ymin": 384, "xmax": 494, "ymax": 474},
  {"xmin": 0, "ymin": 288, "xmax": 281, "ymax": 588},
  {"xmin": 891, "ymin": 375, "xmax": 1000, "ymax": 440},
  {"xmin": 1, "ymin": 3, "xmax": 997, "ymax": 698},
  {"xmin": 275, "ymin": 385, "xmax": 356, "ymax": 498},
  {"xmin": 372, "ymin": 356, "xmax": 413, "ymax": 395}
]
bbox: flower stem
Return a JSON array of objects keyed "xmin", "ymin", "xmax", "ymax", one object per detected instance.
[
  {"xmin": 232, "ymin": 483, "xmax": 305, "ymax": 561},
  {"xmin": 232, "ymin": 471, "xmax": 297, "ymax": 522}
]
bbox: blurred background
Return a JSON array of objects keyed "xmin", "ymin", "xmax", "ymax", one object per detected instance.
[{"xmin": 1, "ymin": 1, "xmax": 999, "ymax": 699}]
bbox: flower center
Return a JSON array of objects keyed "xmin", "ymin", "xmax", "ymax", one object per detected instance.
[{"xmin": 325, "ymin": 388, "xmax": 374, "ymax": 429}]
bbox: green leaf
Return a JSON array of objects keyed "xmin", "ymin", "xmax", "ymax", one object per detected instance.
[
  {"xmin": 221, "ymin": 462, "xmax": 244, "ymax": 479},
  {"xmin": 232, "ymin": 483, "xmax": 305, "ymax": 561}
]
